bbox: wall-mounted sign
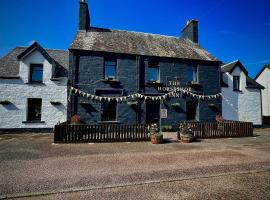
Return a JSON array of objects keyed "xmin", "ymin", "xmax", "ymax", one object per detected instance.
[
  {"xmin": 157, "ymin": 80, "xmax": 191, "ymax": 97},
  {"xmin": 160, "ymin": 109, "xmax": 167, "ymax": 118}
]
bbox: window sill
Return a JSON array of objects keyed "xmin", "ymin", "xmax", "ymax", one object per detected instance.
[
  {"xmin": 26, "ymin": 82, "xmax": 45, "ymax": 86},
  {"xmin": 146, "ymin": 81, "xmax": 162, "ymax": 86},
  {"xmin": 22, "ymin": 121, "xmax": 45, "ymax": 124},
  {"xmin": 98, "ymin": 121, "xmax": 120, "ymax": 124},
  {"xmin": 186, "ymin": 81, "xmax": 200, "ymax": 86},
  {"xmin": 101, "ymin": 79, "xmax": 120, "ymax": 83},
  {"xmin": 233, "ymin": 89, "xmax": 242, "ymax": 92},
  {"xmin": 50, "ymin": 78, "xmax": 63, "ymax": 81}
]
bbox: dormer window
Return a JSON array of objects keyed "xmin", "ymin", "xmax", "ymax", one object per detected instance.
[
  {"xmin": 104, "ymin": 60, "xmax": 117, "ymax": 80},
  {"xmin": 29, "ymin": 64, "xmax": 43, "ymax": 83},
  {"xmin": 233, "ymin": 76, "xmax": 240, "ymax": 91}
]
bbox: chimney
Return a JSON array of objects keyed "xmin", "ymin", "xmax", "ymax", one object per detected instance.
[
  {"xmin": 79, "ymin": 0, "xmax": 90, "ymax": 31},
  {"xmin": 181, "ymin": 19, "xmax": 199, "ymax": 43}
]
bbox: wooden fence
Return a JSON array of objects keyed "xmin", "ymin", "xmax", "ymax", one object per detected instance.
[
  {"xmin": 177, "ymin": 121, "xmax": 253, "ymax": 139},
  {"xmin": 54, "ymin": 124, "xmax": 150, "ymax": 143}
]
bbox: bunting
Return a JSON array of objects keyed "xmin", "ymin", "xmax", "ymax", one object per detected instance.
[{"xmin": 70, "ymin": 86, "xmax": 222, "ymax": 102}]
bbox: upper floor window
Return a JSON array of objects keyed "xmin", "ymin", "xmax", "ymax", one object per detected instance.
[
  {"xmin": 27, "ymin": 98, "xmax": 42, "ymax": 121},
  {"xmin": 233, "ymin": 76, "xmax": 240, "ymax": 91},
  {"xmin": 104, "ymin": 60, "xmax": 117, "ymax": 80},
  {"xmin": 29, "ymin": 64, "xmax": 43, "ymax": 83},
  {"xmin": 187, "ymin": 67, "xmax": 197, "ymax": 83},
  {"xmin": 148, "ymin": 62, "xmax": 160, "ymax": 82}
]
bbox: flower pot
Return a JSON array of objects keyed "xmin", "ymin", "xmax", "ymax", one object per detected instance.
[
  {"xmin": 180, "ymin": 134, "xmax": 194, "ymax": 143},
  {"xmin": 150, "ymin": 135, "xmax": 163, "ymax": 144},
  {"xmin": 181, "ymin": 137, "xmax": 192, "ymax": 143}
]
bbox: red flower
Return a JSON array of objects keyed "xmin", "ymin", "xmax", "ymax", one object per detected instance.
[{"xmin": 71, "ymin": 115, "xmax": 81, "ymax": 123}]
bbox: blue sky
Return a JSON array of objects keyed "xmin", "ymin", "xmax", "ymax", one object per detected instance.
[{"xmin": 0, "ymin": 0, "xmax": 269, "ymax": 77}]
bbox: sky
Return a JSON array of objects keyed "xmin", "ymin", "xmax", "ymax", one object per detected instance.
[{"xmin": 0, "ymin": 0, "xmax": 269, "ymax": 78}]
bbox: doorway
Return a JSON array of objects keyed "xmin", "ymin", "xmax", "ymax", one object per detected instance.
[
  {"xmin": 186, "ymin": 100, "xmax": 197, "ymax": 121},
  {"xmin": 146, "ymin": 99, "xmax": 160, "ymax": 123}
]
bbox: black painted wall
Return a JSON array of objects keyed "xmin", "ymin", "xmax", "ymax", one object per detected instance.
[{"xmin": 68, "ymin": 50, "xmax": 221, "ymax": 127}]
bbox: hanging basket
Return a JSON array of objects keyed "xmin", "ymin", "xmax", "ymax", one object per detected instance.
[
  {"xmin": 0, "ymin": 100, "xmax": 11, "ymax": 105},
  {"xmin": 171, "ymin": 103, "xmax": 181, "ymax": 108},
  {"xmin": 50, "ymin": 101, "xmax": 62, "ymax": 105}
]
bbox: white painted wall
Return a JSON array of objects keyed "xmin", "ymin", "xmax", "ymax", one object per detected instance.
[
  {"xmin": 0, "ymin": 49, "xmax": 67, "ymax": 129},
  {"xmin": 222, "ymin": 66, "xmax": 262, "ymax": 125},
  {"xmin": 256, "ymin": 67, "xmax": 270, "ymax": 116}
]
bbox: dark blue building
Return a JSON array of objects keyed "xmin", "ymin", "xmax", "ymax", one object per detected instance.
[{"xmin": 68, "ymin": 0, "xmax": 222, "ymax": 129}]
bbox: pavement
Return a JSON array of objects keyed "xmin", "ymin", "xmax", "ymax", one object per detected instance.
[{"xmin": 0, "ymin": 129, "xmax": 270, "ymax": 199}]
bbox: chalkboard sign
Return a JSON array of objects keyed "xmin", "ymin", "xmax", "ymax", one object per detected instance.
[{"xmin": 160, "ymin": 109, "xmax": 167, "ymax": 118}]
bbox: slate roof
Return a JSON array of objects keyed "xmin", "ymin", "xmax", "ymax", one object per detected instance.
[
  {"xmin": 246, "ymin": 76, "xmax": 265, "ymax": 89},
  {"xmin": 0, "ymin": 47, "xmax": 25, "ymax": 78},
  {"xmin": 221, "ymin": 60, "xmax": 264, "ymax": 90},
  {"xmin": 0, "ymin": 44, "xmax": 69, "ymax": 78},
  {"xmin": 255, "ymin": 64, "xmax": 270, "ymax": 80},
  {"xmin": 221, "ymin": 60, "xmax": 248, "ymax": 75},
  {"xmin": 70, "ymin": 27, "xmax": 218, "ymax": 61}
]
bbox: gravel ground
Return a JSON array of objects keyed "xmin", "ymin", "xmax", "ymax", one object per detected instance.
[
  {"xmin": 0, "ymin": 129, "xmax": 270, "ymax": 199},
  {"xmin": 16, "ymin": 171, "xmax": 270, "ymax": 200}
]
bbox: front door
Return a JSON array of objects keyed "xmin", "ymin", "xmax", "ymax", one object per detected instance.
[
  {"xmin": 146, "ymin": 99, "xmax": 160, "ymax": 123},
  {"xmin": 186, "ymin": 100, "xmax": 197, "ymax": 121}
]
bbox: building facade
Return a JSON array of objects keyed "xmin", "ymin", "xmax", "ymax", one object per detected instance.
[
  {"xmin": 255, "ymin": 65, "xmax": 270, "ymax": 124},
  {"xmin": 221, "ymin": 60, "xmax": 264, "ymax": 126},
  {"xmin": 0, "ymin": 42, "xmax": 68, "ymax": 132},
  {"xmin": 68, "ymin": 1, "xmax": 222, "ymax": 129}
]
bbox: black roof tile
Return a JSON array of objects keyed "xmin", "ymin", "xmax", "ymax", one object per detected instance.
[
  {"xmin": 0, "ymin": 44, "xmax": 68, "ymax": 78},
  {"xmin": 70, "ymin": 27, "xmax": 218, "ymax": 61}
]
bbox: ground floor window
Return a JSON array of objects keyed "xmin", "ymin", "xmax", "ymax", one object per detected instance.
[
  {"xmin": 101, "ymin": 100, "xmax": 117, "ymax": 121},
  {"xmin": 27, "ymin": 98, "xmax": 42, "ymax": 121}
]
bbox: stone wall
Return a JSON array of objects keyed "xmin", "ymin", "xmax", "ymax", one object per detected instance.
[
  {"xmin": 256, "ymin": 67, "xmax": 270, "ymax": 117},
  {"xmin": 68, "ymin": 51, "xmax": 221, "ymax": 127},
  {"xmin": 0, "ymin": 50, "xmax": 67, "ymax": 130},
  {"xmin": 222, "ymin": 66, "xmax": 262, "ymax": 125}
]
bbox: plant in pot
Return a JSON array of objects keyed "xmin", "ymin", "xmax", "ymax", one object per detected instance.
[
  {"xmin": 71, "ymin": 115, "xmax": 81, "ymax": 125},
  {"xmin": 178, "ymin": 122, "xmax": 194, "ymax": 143},
  {"xmin": 149, "ymin": 123, "xmax": 163, "ymax": 144}
]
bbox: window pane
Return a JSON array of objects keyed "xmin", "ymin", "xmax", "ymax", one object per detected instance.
[
  {"xmin": 101, "ymin": 100, "xmax": 117, "ymax": 121},
  {"xmin": 233, "ymin": 76, "xmax": 239, "ymax": 90},
  {"xmin": 32, "ymin": 67, "xmax": 43, "ymax": 81},
  {"xmin": 27, "ymin": 98, "xmax": 42, "ymax": 121},
  {"xmin": 148, "ymin": 67, "xmax": 159, "ymax": 82},
  {"xmin": 105, "ymin": 66, "xmax": 116, "ymax": 78},
  {"xmin": 187, "ymin": 67, "xmax": 197, "ymax": 82},
  {"xmin": 104, "ymin": 60, "xmax": 116, "ymax": 79},
  {"xmin": 30, "ymin": 64, "xmax": 43, "ymax": 82}
]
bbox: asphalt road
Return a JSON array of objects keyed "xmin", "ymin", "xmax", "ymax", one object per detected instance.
[{"xmin": 0, "ymin": 129, "xmax": 270, "ymax": 199}]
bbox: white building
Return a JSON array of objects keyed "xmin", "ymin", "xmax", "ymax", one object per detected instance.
[
  {"xmin": 221, "ymin": 60, "xmax": 264, "ymax": 126},
  {"xmin": 255, "ymin": 65, "xmax": 270, "ymax": 124},
  {"xmin": 0, "ymin": 42, "xmax": 68, "ymax": 132}
]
